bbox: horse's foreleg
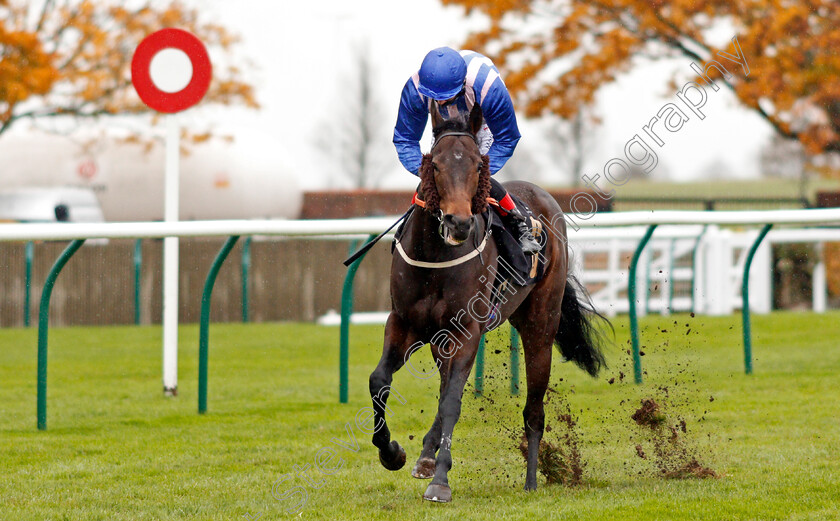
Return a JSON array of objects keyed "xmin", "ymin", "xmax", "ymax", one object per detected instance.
[
  {"xmin": 369, "ymin": 313, "xmax": 415, "ymax": 471},
  {"xmin": 412, "ymin": 354, "xmax": 447, "ymax": 479},
  {"xmin": 422, "ymin": 339, "xmax": 479, "ymax": 503}
]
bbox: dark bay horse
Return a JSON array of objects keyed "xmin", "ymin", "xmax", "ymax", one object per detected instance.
[{"xmin": 369, "ymin": 102, "xmax": 606, "ymax": 502}]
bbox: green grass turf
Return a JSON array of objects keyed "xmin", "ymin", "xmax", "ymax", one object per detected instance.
[{"xmin": 1, "ymin": 312, "xmax": 839, "ymax": 520}]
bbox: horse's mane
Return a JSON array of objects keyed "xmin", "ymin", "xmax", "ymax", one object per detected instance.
[{"xmin": 419, "ymin": 152, "xmax": 490, "ymax": 216}]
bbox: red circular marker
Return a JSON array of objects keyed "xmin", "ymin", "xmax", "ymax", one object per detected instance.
[
  {"xmin": 77, "ymin": 159, "xmax": 97, "ymax": 180},
  {"xmin": 131, "ymin": 28, "xmax": 212, "ymax": 113}
]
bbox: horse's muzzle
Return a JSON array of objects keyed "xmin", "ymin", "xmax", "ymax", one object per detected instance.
[{"xmin": 442, "ymin": 214, "xmax": 474, "ymax": 245}]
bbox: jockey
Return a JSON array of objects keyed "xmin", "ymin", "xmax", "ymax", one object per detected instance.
[{"xmin": 393, "ymin": 46, "xmax": 541, "ymax": 255}]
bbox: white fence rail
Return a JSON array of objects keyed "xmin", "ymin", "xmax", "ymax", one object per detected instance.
[
  {"xmin": 2, "ymin": 208, "xmax": 840, "ymax": 242},
  {"xmin": 566, "ymin": 225, "xmax": 840, "ymax": 317},
  {"xmin": 3, "ymin": 208, "xmax": 840, "ymax": 394}
]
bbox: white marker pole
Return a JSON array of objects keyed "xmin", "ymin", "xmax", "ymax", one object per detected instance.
[{"xmin": 162, "ymin": 114, "xmax": 180, "ymax": 395}]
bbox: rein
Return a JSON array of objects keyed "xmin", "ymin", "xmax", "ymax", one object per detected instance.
[
  {"xmin": 393, "ymin": 209, "xmax": 493, "ymax": 270},
  {"xmin": 412, "ymin": 192, "xmax": 499, "ymax": 210}
]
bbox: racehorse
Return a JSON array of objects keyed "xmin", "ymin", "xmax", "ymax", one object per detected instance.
[{"xmin": 368, "ymin": 102, "xmax": 607, "ymax": 502}]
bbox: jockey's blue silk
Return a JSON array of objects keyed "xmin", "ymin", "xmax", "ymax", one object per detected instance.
[{"xmin": 393, "ymin": 50, "xmax": 521, "ymax": 176}]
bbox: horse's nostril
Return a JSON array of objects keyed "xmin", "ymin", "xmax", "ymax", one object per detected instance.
[{"xmin": 443, "ymin": 214, "xmax": 456, "ymax": 226}]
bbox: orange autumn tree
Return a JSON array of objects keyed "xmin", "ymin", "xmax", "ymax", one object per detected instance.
[
  {"xmin": 444, "ymin": 0, "xmax": 840, "ymax": 159},
  {"xmin": 0, "ymin": 0, "xmax": 257, "ymax": 141}
]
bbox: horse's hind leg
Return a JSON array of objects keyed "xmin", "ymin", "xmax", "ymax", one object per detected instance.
[
  {"xmin": 511, "ymin": 317, "xmax": 558, "ymax": 491},
  {"xmin": 369, "ymin": 313, "xmax": 417, "ymax": 471}
]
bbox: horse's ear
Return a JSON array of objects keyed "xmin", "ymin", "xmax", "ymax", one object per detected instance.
[
  {"xmin": 430, "ymin": 101, "xmax": 445, "ymax": 131},
  {"xmin": 468, "ymin": 103, "xmax": 483, "ymax": 136}
]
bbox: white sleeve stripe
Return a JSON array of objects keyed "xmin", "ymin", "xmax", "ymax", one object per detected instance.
[
  {"xmin": 465, "ymin": 59, "xmax": 483, "ymax": 86},
  {"xmin": 411, "ymin": 73, "xmax": 424, "ymax": 102},
  {"xmin": 480, "ymin": 70, "xmax": 499, "ymax": 101}
]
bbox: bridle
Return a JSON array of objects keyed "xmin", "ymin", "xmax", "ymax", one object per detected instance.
[
  {"xmin": 430, "ymin": 130, "xmax": 478, "ymax": 154},
  {"xmin": 396, "ymin": 129, "xmax": 492, "ymax": 268},
  {"xmin": 427, "ymin": 130, "xmax": 481, "ymax": 235}
]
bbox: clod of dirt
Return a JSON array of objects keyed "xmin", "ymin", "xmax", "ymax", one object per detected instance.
[
  {"xmin": 632, "ymin": 399, "xmax": 666, "ymax": 428},
  {"xmin": 631, "ymin": 398, "xmax": 718, "ymax": 480},
  {"xmin": 663, "ymin": 458, "xmax": 718, "ymax": 479},
  {"xmin": 518, "ymin": 437, "xmax": 583, "ymax": 487},
  {"xmin": 635, "ymin": 444, "xmax": 647, "ymax": 459},
  {"xmin": 517, "ymin": 406, "xmax": 584, "ymax": 487}
]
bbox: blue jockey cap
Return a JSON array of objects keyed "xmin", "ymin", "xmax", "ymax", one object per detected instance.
[{"xmin": 417, "ymin": 47, "xmax": 467, "ymax": 100}]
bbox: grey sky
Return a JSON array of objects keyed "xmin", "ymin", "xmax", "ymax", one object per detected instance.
[
  {"xmin": 197, "ymin": 0, "xmax": 774, "ymax": 189},
  {"xmin": 13, "ymin": 0, "xmax": 776, "ymax": 191}
]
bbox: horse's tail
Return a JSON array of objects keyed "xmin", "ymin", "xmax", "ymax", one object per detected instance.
[{"xmin": 554, "ymin": 275, "xmax": 609, "ymax": 377}]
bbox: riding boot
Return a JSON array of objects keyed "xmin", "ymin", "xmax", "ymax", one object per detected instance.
[{"xmin": 503, "ymin": 206, "xmax": 541, "ymax": 255}]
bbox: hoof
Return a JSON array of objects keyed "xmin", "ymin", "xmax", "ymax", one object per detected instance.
[
  {"xmin": 411, "ymin": 457, "xmax": 436, "ymax": 479},
  {"xmin": 423, "ymin": 483, "xmax": 452, "ymax": 503},
  {"xmin": 378, "ymin": 441, "xmax": 406, "ymax": 471}
]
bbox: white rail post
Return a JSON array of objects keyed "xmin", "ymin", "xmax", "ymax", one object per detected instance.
[
  {"xmin": 703, "ymin": 225, "xmax": 730, "ymax": 315},
  {"xmin": 162, "ymin": 115, "xmax": 180, "ymax": 396},
  {"xmin": 751, "ymin": 234, "xmax": 773, "ymax": 314},
  {"xmin": 606, "ymin": 238, "xmax": 619, "ymax": 317},
  {"xmin": 813, "ymin": 242, "xmax": 827, "ymax": 313}
]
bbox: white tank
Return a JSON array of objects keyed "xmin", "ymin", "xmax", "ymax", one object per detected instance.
[{"xmin": 0, "ymin": 128, "xmax": 302, "ymax": 222}]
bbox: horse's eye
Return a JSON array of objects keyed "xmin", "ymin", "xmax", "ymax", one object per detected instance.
[
  {"xmin": 432, "ymin": 162, "xmax": 439, "ymax": 171},
  {"xmin": 477, "ymin": 163, "xmax": 483, "ymax": 171}
]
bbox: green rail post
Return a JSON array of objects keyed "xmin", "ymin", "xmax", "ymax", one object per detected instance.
[
  {"xmin": 690, "ymin": 226, "xmax": 708, "ymax": 313},
  {"xmin": 643, "ymin": 240, "xmax": 652, "ymax": 315},
  {"xmin": 742, "ymin": 224, "xmax": 772, "ymax": 375},
  {"xmin": 510, "ymin": 327, "xmax": 520, "ymax": 395},
  {"xmin": 339, "ymin": 235, "xmax": 376, "ymax": 404},
  {"xmin": 198, "ymin": 236, "xmax": 240, "ymax": 414},
  {"xmin": 37, "ymin": 239, "xmax": 85, "ymax": 430},
  {"xmin": 133, "ymin": 239, "xmax": 142, "ymax": 325},
  {"xmin": 24, "ymin": 241, "xmax": 33, "ymax": 327},
  {"xmin": 628, "ymin": 225, "xmax": 657, "ymax": 384},
  {"xmin": 241, "ymin": 236, "xmax": 252, "ymax": 323},
  {"xmin": 474, "ymin": 334, "xmax": 486, "ymax": 396}
]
